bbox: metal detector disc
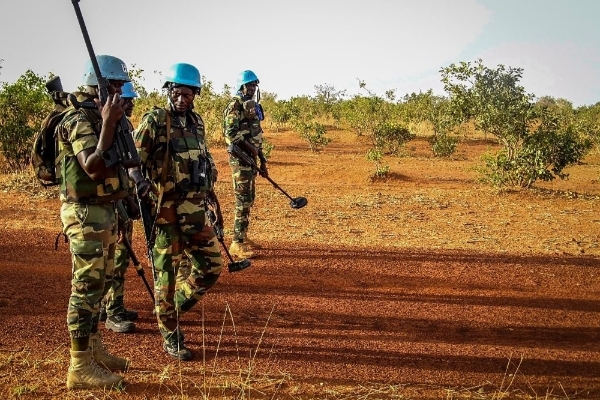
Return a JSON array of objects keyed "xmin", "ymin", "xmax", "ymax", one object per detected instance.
[
  {"xmin": 290, "ymin": 197, "xmax": 308, "ymax": 209},
  {"xmin": 228, "ymin": 259, "xmax": 252, "ymax": 273}
]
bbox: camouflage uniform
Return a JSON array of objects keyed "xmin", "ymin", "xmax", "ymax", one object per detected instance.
[
  {"xmin": 223, "ymin": 97, "xmax": 264, "ymax": 243},
  {"xmin": 135, "ymin": 106, "xmax": 223, "ymax": 340},
  {"xmin": 56, "ymin": 92, "xmax": 129, "ymax": 339},
  {"xmin": 104, "ymin": 118, "xmax": 136, "ymax": 320}
]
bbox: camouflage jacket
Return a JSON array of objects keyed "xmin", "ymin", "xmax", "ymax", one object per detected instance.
[
  {"xmin": 223, "ymin": 95, "xmax": 263, "ymax": 149},
  {"xmin": 134, "ymin": 106, "xmax": 217, "ymax": 199},
  {"xmin": 55, "ymin": 92, "xmax": 129, "ymax": 204}
]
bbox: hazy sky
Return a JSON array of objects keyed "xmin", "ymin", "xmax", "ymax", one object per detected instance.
[{"xmin": 0, "ymin": 0, "xmax": 598, "ymax": 106}]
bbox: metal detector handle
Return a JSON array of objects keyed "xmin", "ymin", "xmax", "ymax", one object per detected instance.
[{"xmin": 71, "ymin": 0, "xmax": 109, "ymax": 104}]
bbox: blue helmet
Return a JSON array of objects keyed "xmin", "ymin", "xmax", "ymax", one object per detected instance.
[
  {"xmin": 162, "ymin": 63, "xmax": 201, "ymax": 90},
  {"xmin": 236, "ymin": 70, "xmax": 259, "ymax": 91},
  {"xmin": 82, "ymin": 55, "xmax": 130, "ymax": 86},
  {"xmin": 121, "ymin": 82, "xmax": 138, "ymax": 98}
]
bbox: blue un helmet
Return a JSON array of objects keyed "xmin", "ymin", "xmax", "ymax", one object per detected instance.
[
  {"xmin": 82, "ymin": 55, "xmax": 130, "ymax": 85},
  {"xmin": 162, "ymin": 63, "xmax": 201, "ymax": 92},
  {"xmin": 236, "ymin": 70, "xmax": 259, "ymax": 91},
  {"xmin": 121, "ymin": 82, "xmax": 138, "ymax": 98}
]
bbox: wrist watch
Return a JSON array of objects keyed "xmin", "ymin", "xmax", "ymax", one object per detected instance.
[{"xmin": 94, "ymin": 147, "xmax": 106, "ymax": 158}]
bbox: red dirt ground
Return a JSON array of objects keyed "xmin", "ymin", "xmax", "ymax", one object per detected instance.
[{"xmin": 1, "ymin": 129, "xmax": 600, "ymax": 399}]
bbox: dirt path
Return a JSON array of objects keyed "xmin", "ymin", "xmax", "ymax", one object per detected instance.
[{"xmin": 1, "ymin": 131, "xmax": 599, "ymax": 399}]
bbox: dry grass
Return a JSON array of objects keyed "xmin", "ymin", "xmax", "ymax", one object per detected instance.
[{"xmin": 1, "ymin": 324, "xmax": 590, "ymax": 400}]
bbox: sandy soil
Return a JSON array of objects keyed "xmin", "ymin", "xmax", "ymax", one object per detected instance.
[{"xmin": 0, "ymin": 129, "xmax": 599, "ymax": 399}]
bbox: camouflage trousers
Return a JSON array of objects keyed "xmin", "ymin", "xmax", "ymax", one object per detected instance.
[
  {"xmin": 60, "ymin": 202, "xmax": 117, "ymax": 338},
  {"xmin": 103, "ymin": 221, "xmax": 133, "ymax": 316},
  {"xmin": 229, "ymin": 158, "xmax": 256, "ymax": 242},
  {"xmin": 153, "ymin": 197, "xmax": 223, "ymax": 340}
]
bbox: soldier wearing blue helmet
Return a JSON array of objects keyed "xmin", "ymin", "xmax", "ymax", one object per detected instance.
[
  {"xmin": 223, "ymin": 69, "xmax": 267, "ymax": 259},
  {"xmin": 99, "ymin": 80, "xmax": 139, "ymax": 334},
  {"xmin": 57, "ymin": 55, "xmax": 132, "ymax": 389},
  {"xmin": 131, "ymin": 63, "xmax": 223, "ymax": 361}
]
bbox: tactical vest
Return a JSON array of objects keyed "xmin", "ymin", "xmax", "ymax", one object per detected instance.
[
  {"xmin": 232, "ymin": 96, "xmax": 263, "ymax": 147},
  {"xmin": 56, "ymin": 95, "xmax": 129, "ymax": 204},
  {"xmin": 147, "ymin": 107, "xmax": 213, "ymax": 199}
]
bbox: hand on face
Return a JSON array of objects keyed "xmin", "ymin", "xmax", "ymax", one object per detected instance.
[{"xmin": 93, "ymin": 80, "xmax": 126, "ymax": 126}]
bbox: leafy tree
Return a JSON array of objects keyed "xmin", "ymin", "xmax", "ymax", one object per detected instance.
[
  {"xmin": 0, "ymin": 70, "xmax": 53, "ymax": 172},
  {"xmin": 574, "ymin": 103, "xmax": 600, "ymax": 152},
  {"xmin": 441, "ymin": 59, "xmax": 591, "ymax": 188},
  {"xmin": 401, "ymin": 90, "xmax": 459, "ymax": 157},
  {"xmin": 338, "ymin": 80, "xmax": 413, "ymax": 154},
  {"xmin": 194, "ymin": 78, "xmax": 232, "ymax": 146},
  {"xmin": 313, "ymin": 83, "xmax": 346, "ymax": 122},
  {"xmin": 292, "ymin": 120, "xmax": 331, "ymax": 152}
]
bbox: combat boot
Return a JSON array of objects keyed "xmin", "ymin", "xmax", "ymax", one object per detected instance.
[
  {"xmin": 163, "ymin": 329, "xmax": 192, "ymax": 361},
  {"xmin": 102, "ymin": 307, "xmax": 137, "ymax": 322},
  {"xmin": 105, "ymin": 313, "xmax": 136, "ymax": 333},
  {"xmin": 90, "ymin": 331, "xmax": 129, "ymax": 371},
  {"xmin": 66, "ymin": 348, "xmax": 123, "ymax": 390},
  {"xmin": 229, "ymin": 241, "xmax": 255, "ymax": 259},
  {"xmin": 243, "ymin": 235, "xmax": 261, "ymax": 249}
]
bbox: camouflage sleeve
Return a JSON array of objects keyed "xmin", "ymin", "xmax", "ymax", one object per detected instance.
[
  {"xmin": 223, "ymin": 99, "xmax": 245, "ymax": 145},
  {"xmin": 59, "ymin": 109, "xmax": 98, "ymax": 155},
  {"xmin": 134, "ymin": 111, "xmax": 158, "ymax": 168}
]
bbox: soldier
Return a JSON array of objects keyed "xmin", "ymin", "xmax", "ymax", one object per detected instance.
[
  {"xmin": 223, "ymin": 70, "xmax": 268, "ymax": 259},
  {"xmin": 100, "ymin": 81, "xmax": 139, "ymax": 333},
  {"xmin": 56, "ymin": 55, "xmax": 132, "ymax": 389},
  {"xmin": 131, "ymin": 63, "xmax": 223, "ymax": 361}
]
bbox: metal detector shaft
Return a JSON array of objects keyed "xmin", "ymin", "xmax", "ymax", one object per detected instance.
[{"xmin": 121, "ymin": 231, "xmax": 155, "ymax": 303}]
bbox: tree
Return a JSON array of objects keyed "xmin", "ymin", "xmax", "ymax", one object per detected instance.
[
  {"xmin": 0, "ymin": 70, "xmax": 53, "ymax": 172},
  {"xmin": 401, "ymin": 90, "xmax": 460, "ymax": 157},
  {"xmin": 441, "ymin": 59, "xmax": 591, "ymax": 188}
]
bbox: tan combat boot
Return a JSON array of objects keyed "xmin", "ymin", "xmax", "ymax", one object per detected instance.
[
  {"xmin": 66, "ymin": 348, "xmax": 123, "ymax": 390},
  {"xmin": 243, "ymin": 235, "xmax": 261, "ymax": 249},
  {"xmin": 90, "ymin": 331, "xmax": 128, "ymax": 371},
  {"xmin": 229, "ymin": 241, "xmax": 255, "ymax": 259}
]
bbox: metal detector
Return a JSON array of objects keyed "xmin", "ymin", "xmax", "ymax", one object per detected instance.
[
  {"xmin": 262, "ymin": 175, "xmax": 308, "ymax": 209},
  {"xmin": 227, "ymin": 144, "xmax": 308, "ymax": 209},
  {"xmin": 205, "ymin": 205, "xmax": 251, "ymax": 273}
]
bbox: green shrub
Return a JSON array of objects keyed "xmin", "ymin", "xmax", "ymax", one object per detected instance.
[{"xmin": 0, "ymin": 70, "xmax": 53, "ymax": 172}]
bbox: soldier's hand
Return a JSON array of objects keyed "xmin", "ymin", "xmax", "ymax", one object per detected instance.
[
  {"xmin": 136, "ymin": 179, "xmax": 152, "ymax": 200},
  {"xmin": 259, "ymin": 163, "xmax": 269, "ymax": 178},
  {"xmin": 117, "ymin": 219, "xmax": 126, "ymax": 244},
  {"xmin": 124, "ymin": 195, "xmax": 140, "ymax": 220},
  {"xmin": 95, "ymin": 93, "xmax": 125, "ymax": 127}
]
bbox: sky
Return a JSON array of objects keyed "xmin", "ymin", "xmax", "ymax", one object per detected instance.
[{"xmin": 0, "ymin": 0, "xmax": 598, "ymax": 106}]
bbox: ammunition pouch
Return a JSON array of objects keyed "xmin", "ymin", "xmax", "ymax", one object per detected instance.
[{"xmin": 169, "ymin": 137, "xmax": 213, "ymax": 194}]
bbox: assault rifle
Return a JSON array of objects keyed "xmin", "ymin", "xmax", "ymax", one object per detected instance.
[
  {"xmin": 70, "ymin": 0, "xmax": 140, "ymax": 169},
  {"xmin": 138, "ymin": 192, "xmax": 159, "ymax": 284},
  {"xmin": 227, "ymin": 143, "xmax": 308, "ymax": 209},
  {"xmin": 205, "ymin": 191, "xmax": 251, "ymax": 273}
]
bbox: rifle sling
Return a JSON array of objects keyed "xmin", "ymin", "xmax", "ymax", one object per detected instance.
[{"xmin": 155, "ymin": 109, "xmax": 172, "ymax": 210}]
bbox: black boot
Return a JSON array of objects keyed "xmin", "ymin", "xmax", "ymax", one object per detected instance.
[
  {"xmin": 162, "ymin": 329, "xmax": 192, "ymax": 361},
  {"xmin": 105, "ymin": 313, "xmax": 135, "ymax": 333}
]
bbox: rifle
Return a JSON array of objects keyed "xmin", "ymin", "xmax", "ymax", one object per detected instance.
[
  {"xmin": 205, "ymin": 192, "xmax": 251, "ymax": 273},
  {"xmin": 138, "ymin": 193, "xmax": 159, "ymax": 284},
  {"xmin": 227, "ymin": 143, "xmax": 308, "ymax": 209},
  {"xmin": 116, "ymin": 200, "xmax": 155, "ymax": 303},
  {"xmin": 70, "ymin": 0, "xmax": 140, "ymax": 169}
]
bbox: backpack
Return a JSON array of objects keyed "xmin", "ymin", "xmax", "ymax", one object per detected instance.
[{"xmin": 31, "ymin": 92, "xmax": 70, "ymax": 187}]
